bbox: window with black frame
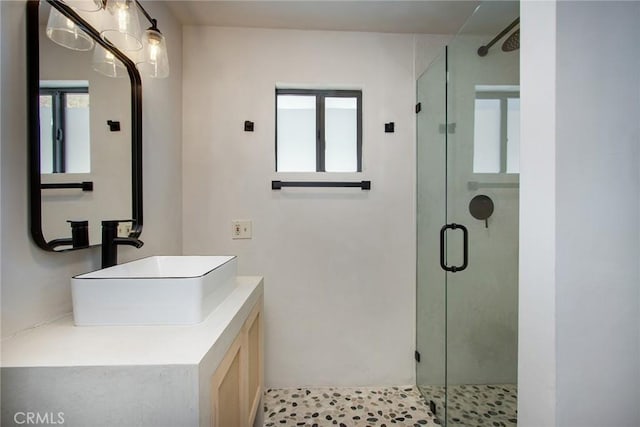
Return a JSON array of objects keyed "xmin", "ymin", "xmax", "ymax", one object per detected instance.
[
  {"xmin": 39, "ymin": 82, "xmax": 90, "ymax": 174},
  {"xmin": 276, "ymin": 88, "xmax": 362, "ymax": 172}
]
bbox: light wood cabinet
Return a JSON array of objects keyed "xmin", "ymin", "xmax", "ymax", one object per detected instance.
[
  {"xmin": 210, "ymin": 297, "xmax": 263, "ymax": 427},
  {"xmin": 244, "ymin": 299, "xmax": 263, "ymax": 425}
]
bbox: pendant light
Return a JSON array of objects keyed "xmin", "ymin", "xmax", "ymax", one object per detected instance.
[
  {"xmin": 134, "ymin": 1, "xmax": 170, "ymax": 79},
  {"xmin": 92, "ymin": 44, "xmax": 128, "ymax": 78},
  {"xmin": 46, "ymin": 6, "xmax": 95, "ymax": 51},
  {"xmin": 48, "ymin": 0, "xmax": 170, "ymax": 79},
  {"xmin": 136, "ymin": 22, "xmax": 169, "ymax": 78},
  {"xmin": 100, "ymin": 0, "xmax": 143, "ymax": 52}
]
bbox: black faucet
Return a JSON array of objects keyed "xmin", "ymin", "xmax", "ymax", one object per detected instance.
[{"xmin": 101, "ymin": 220, "xmax": 144, "ymax": 268}]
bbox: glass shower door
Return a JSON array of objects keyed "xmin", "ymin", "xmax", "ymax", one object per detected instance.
[
  {"xmin": 445, "ymin": 3, "xmax": 519, "ymax": 425},
  {"xmin": 417, "ymin": 2, "xmax": 520, "ymax": 426}
]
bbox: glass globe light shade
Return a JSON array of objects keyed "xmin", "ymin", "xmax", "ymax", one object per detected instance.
[
  {"xmin": 100, "ymin": 0, "xmax": 142, "ymax": 52},
  {"xmin": 92, "ymin": 44, "xmax": 128, "ymax": 78},
  {"xmin": 136, "ymin": 27, "xmax": 169, "ymax": 78},
  {"xmin": 46, "ymin": 6, "xmax": 94, "ymax": 51}
]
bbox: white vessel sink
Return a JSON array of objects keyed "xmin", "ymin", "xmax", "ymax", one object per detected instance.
[{"xmin": 71, "ymin": 256, "xmax": 237, "ymax": 326}]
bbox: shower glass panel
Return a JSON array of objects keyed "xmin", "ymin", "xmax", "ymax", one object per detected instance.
[
  {"xmin": 416, "ymin": 2, "xmax": 520, "ymax": 426},
  {"xmin": 416, "ymin": 49, "xmax": 447, "ymax": 419}
]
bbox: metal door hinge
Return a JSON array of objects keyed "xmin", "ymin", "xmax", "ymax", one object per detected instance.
[
  {"xmin": 415, "ymin": 102, "xmax": 422, "ymax": 114},
  {"xmin": 414, "ymin": 350, "xmax": 421, "ymax": 362}
]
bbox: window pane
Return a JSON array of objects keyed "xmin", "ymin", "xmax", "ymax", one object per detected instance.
[
  {"xmin": 39, "ymin": 95, "xmax": 54, "ymax": 174},
  {"xmin": 473, "ymin": 98, "xmax": 501, "ymax": 173},
  {"xmin": 65, "ymin": 93, "xmax": 91, "ymax": 173},
  {"xmin": 324, "ymin": 97, "xmax": 357, "ymax": 172},
  {"xmin": 277, "ymin": 95, "xmax": 316, "ymax": 172},
  {"xmin": 506, "ymin": 98, "xmax": 520, "ymax": 173}
]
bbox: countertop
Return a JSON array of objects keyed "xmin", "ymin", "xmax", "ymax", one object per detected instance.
[{"xmin": 1, "ymin": 276, "xmax": 263, "ymax": 368}]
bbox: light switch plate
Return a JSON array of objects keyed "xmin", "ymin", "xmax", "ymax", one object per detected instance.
[
  {"xmin": 231, "ymin": 220, "xmax": 252, "ymax": 239},
  {"xmin": 117, "ymin": 222, "xmax": 132, "ymax": 237}
]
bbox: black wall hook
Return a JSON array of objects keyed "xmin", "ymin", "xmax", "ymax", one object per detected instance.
[
  {"xmin": 107, "ymin": 120, "xmax": 120, "ymax": 132},
  {"xmin": 385, "ymin": 122, "xmax": 395, "ymax": 133}
]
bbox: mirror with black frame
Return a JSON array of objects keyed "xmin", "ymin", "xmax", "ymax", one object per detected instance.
[{"xmin": 27, "ymin": 0, "xmax": 142, "ymax": 252}]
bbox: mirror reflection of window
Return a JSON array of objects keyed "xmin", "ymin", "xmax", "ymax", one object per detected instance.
[
  {"xmin": 39, "ymin": 94, "xmax": 54, "ymax": 173},
  {"xmin": 473, "ymin": 86, "xmax": 520, "ymax": 174},
  {"xmin": 39, "ymin": 80, "xmax": 91, "ymax": 174},
  {"xmin": 65, "ymin": 93, "xmax": 91, "ymax": 173}
]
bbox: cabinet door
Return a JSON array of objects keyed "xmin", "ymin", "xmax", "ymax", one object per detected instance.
[
  {"xmin": 244, "ymin": 300, "xmax": 263, "ymax": 426},
  {"xmin": 210, "ymin": 298, "xmax": 263, "ymax": 427},
  {"xmin": 210, "ymin": 334, "xmax": 244, "ymax": 427}
]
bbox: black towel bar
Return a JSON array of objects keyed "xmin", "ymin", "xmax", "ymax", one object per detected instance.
[
  {"xmin": 41, "ymin": 181, "xmax": 93, "ymax": 192},
  {"xmin": 272, "ymin": 180, "xmax": 371, "ymax": 190}
]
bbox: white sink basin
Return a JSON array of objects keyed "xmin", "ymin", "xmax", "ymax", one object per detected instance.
[{"xmin": 71, "ymin": 256, "xmax": 237, "ymax": 326}]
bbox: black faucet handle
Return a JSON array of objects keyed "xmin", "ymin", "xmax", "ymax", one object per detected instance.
[{"xmin": 113, "ymin": 237, "xmax": 144, "ymax": 249}]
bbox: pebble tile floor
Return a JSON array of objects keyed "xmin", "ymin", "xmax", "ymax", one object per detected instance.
[
  {"xmin": 263, "ymin": 386, "xmax": 440, "ymax": 427},
  {"xmin": 419, "ymin": 384, "xmax": 517, "ymax": 426}
]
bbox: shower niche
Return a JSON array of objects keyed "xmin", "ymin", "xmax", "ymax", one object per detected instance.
[{"xmin": 416, "ymin": 2, "xmax": 520, "ymax": 426}]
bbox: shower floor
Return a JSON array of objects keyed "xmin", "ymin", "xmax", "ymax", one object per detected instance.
[
  {"xmin": 418, "ymin": 384, "xmax": 517, "ymax": 426},
  {"xmin": 263, "ymin": 386, "xmax": 440, "ymax": 426}
]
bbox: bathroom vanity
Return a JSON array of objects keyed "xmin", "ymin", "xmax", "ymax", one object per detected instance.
[
  {"xmin": 1, "ymin": 276, "xmax": 263, "ymax": 427},
  {"xmin": 14, "ymin": 3, "xmax": 267, "ymax": 424},
  {"xmin": 13, "ymin": 3, "xmax": 267, "ymax": 423}
]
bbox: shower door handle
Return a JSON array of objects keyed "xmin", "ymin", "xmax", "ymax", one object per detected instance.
[{"xmin": 440, "ymin": 223, "xmax": 468, "ymax": 273}]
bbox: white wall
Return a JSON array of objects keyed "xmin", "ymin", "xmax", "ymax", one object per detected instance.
[
  {"xmin": 138, "ymin": 1, "xmax": 183, "ymax": 260},
  {"xmin": 182, "ymin": 26, "xmax": 444, "ymax": 387},
  {"xmin": 519, "ymin": 1, "xmax": 557, "ymax": 424},
  {"xmin": 519, "ymin": 1, "xmax": 640, "ymax": 426},
  {"xmin": 554, "ymin": 2, "xmax": 640, "ymax": 425},
  {"xmin": 0, "ymin": 0, "xmax": 183, "ymax": 337}
]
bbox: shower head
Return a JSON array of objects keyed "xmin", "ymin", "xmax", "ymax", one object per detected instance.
[
  {"xmin": 502, "ymin": 29, "xmax": 520, "ymax": 52},
  {"xmin": 477, "ymin": 17, "xmax": 519, "ymax": 57}
]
